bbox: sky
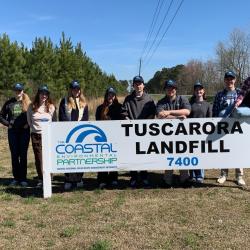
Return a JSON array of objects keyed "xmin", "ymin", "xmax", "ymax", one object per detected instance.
[{"xmin": 1, "ymin": 0, "xmax": 250, "ymax": 82}]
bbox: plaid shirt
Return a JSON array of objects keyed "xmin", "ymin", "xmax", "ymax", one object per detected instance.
[{"xmin": 212, "ymin": 88, "xmax": 241, "ymax": 117}]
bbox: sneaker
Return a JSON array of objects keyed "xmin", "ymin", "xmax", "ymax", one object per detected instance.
[
  {"xmin": 236, "ymin": 176, "xmax": 246, "ymax": 186},
  {"xmin": 189, "ymin": 177, "xmax": 196, "ymax": 183},
  {"xmin": 64, "ymin": 182, "xmax": 72, "ymax": 191},
  {"xmin": 76, "ymin": 180, "xmax": 84, "ymax": 188},
  {"xmin": 217, "ymin": 175, "xmax": 227, "ymax": 184},
  {"xmin": 20, "ymin": 181, "xmax": 28, "ymax": 187},
  {"xmin": 36, "ymin": 180, "xmax": 43, "ymax": 188},
  {"xmin": 9, "ymin": 179, "xmax": 19, "ymax": 186},
  {"xmin": 196, "ymin": 178, "xmax": 204, "ymax": 184}
]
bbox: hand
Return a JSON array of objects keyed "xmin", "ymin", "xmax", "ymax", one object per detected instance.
[
  {"xmin": 177, "ymin": 115, "xmax": 186, "ymax": 120},
  {"xmin": 235, "ymin": 98, "xmax": 243, "ymax": 108},
  {"xmin": 23, "ymin": 124, "xmax": 29, "ymax": 129}
]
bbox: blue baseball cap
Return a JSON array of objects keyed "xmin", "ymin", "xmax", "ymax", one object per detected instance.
[
  {"xmin": 38, "ymin": 85, "xmax": 49, "ymax": 94},
  {"xmin": 133, "ymin": 75, "xmax": 144, "ymax": 84},
  {"xmin": 194, "ymin": 82, "xmax": 204, "ymax": 89},
  {"xmin": 224, "ymin": 71, "xmax": 236, "ymax": 78},
  {"xmin": 13, "ymin": 83, "xmax": 24, "ymax": 91},
  {"xmin": 70, "ymin": 80, "xmax": 80, "ymax": 89},
  {"xmin": 164, "ymin": 79, "xmax": 177, "ymax": 89}
]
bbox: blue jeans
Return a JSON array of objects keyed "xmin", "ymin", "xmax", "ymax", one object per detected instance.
[
  {"xmin": 8, "ymin": 128, "xmax": 30, "ymax": 181},
  {"xmin": 189, "ymin": 169, "xmax": 205, "ymax": 179}
]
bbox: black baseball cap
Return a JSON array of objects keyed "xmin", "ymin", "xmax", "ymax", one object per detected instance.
[
  {"xmin": 194, "ymin": 82, "xmax": 204, "ymax": 89},
  {"xmin": 133, "ymin": 75, "xmax": 144, "ymax": 84},
  {"xmin": 164, "ymin": 80, "xmax": 177, "ymax": 89},
  {"xmin": 38, "ymin": 85, "xmax": 50, "ymax": 94},
  {"xmin": 224, "ymin": 71, "xmax": 236, "ymax": 78},
  {"xmin": 106, "ymin": 87, "xmax": 116, "ymax": 95},
  {"xmin": 70, "ymin": 80, "xmax": 80, "ymax": 89}
]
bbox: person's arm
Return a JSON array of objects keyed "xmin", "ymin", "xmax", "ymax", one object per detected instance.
[
  {"xmin": 59, "ymin": 98, "xmax": 69, "ymax": 121},
  {"xmin": 235, "ymin": 77, "xmax": 250, "ymax": 107},
  {"xmin": 0, "ymin": 101, "xmax": 10, "ymax": 127},
  {"xmin": 207, "ymin": 103, "xmax": 213, "ymax": 117},
  {"xmin": 146, "ymin": 100, "xmax": 156, "ymax": 119},
  {"xmin": 51, "ymin": 105, "xmax": 57, "ymax": 122},
  {"xmin": 26, "ymin": 104, "xmax": 32, "ymax": 126},
  {"xmin": 81, "ymin": 105, "xmax": 89, "ymax": 121},
  {"xmin": 120, "ymin": 98, "xmax": 130, "ymax": 120},
  {"xmin": 212, "ymin": 93, "xmax": 220, "ymax": 117},
  {"xmin": 156, "ymin": 99, "xmax": 166, "ymax": 119}
]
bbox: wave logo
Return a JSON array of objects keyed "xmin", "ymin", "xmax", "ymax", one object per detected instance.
[
  {"xmin": 56, "ymin": 124, "xmax": 116, "ymax": 154},
  {"xmin": 66, "ymin": 124, "xmax": 107, "ymax": 143}
]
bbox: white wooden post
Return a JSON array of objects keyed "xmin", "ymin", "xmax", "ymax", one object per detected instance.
[{"xmin": 42, "ymin": 123, "xmax": 52, "ymax": 198}]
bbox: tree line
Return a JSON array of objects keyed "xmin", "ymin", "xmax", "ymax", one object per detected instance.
[
  {"xmin": 146, "ymin": 29, "xmax": 250, "ymax": 95},
  {"xmin": 0, "ymin": 32, "xmax": 127, "ymax": 100}
]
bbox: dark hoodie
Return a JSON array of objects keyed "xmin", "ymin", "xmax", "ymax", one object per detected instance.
[{"xmin": 0, "ymin": 97, "xmax": 28, "ymax": 129}]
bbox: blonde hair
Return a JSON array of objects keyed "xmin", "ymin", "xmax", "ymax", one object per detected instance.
[
  {"xmin": 22, "ymin": 93, "xmax": 31, "ymax": 112},
  {"xmin": 67, "ymin": 89, "xmax": 87, "ymax": 109}
]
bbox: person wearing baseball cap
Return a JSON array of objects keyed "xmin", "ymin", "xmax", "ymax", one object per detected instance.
[
  {"xmin": 156, "ymin": 79, "xmax": 191, "ymax": 187},
  {"xmin": 27, "ymin": 85, "xmax": 56, "ymax": 188},
  {"xmin": 121, "ymin": 75, "xmax": 156, "ymax": 188},
  {"xmin": 0, "ymin": 83, "xmax": 31, "ymax": 187},
  {"xmin": 189, "ymin": 82, "xmax": 212, "ymax": 184},
  {"xmin": 95, "ymin": 86, "xmax": 122, "ymax": 189},
  {"xmin": 212, "ymin": 71, "xmax": 246, "ymax": 186},
  {"xmin": 59, "ymin": 80, "xmax": 89, "ymax": 190}
]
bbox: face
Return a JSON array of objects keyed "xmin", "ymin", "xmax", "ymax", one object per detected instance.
[
  {"xmin": 133, "ymin": 82, "xmax": 144, "ymax": 92},
  {"xmin": 224, "ymin": 77, "xmax": 236, "ymax": 90},
  {"xmin": 165, "ymin": 87, "xmax": 177, "ymax": 98},
  {"xmin": 194, "ymin": 87, "xmax": 204, "ymax": 97},
  {"xmin": 107, "ymin": 92, "xmax": 115, "ymax": 104},
  {"xmin": 71, "ymin": 87, "xmax": 81, "ymax": 98},
  {"xmin": 39, "ymin": 91, "xmax": 49, "ymax": 103},
  {"xmin": 14, "ymin": 89, "xmax": 23, "ymax": 99}
]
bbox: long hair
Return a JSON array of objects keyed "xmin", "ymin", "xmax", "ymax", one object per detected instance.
[
  {"xmin": 67, "ymin": 88, "xmax": 87, "ymax": 109},
  {"xmin": 100, "ymin": 92, "xmax": 119, "ymax": 120},
  {"xmin": 32, "ymin": 91, "xmax": 54, "ymax": 112},
  {"xmin": 190, "ymin": 89, "xmax": 207, "ymax": 104},
  {"xmin": 21, "ymin": 93, "xmax": 31, "ymax": 112}
]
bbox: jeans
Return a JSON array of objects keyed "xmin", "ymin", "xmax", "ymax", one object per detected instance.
[
  {"xmin": 189, "ymin": 169, "xmax": 205, "ymax": 179},
  {"xmin": 31, "ymin": 133, "xmax": 43, "ymax": 180},
  {"xmin": 8, "ymin": 128, "xmax": 30, "ymax": 181}
]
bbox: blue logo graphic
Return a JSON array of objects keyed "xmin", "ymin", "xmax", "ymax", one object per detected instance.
[
  {"xmin": 56, "ymin": 124, "xmax": 116, "ymax": 155},
  {"xmin": 65, "ymin": 124, "xmax": 107, "ymax": 143}
]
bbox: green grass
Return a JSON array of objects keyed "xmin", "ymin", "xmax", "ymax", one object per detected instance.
[{"xmin": 89, "ymin": 240, "xmax": 112, "ymax": 250}]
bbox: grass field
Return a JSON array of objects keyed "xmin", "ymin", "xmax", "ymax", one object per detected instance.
[{"xmin": 0, "ymin": 123, "xmax": 250, "ymax": 249}]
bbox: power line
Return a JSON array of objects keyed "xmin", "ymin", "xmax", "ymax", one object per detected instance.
[
  {"xmin": 142, "ymin": 0, "xmax": 175, "ymax": 64},
  {"xmin": 140, "ymin": 0, "xmax": 165, "ymax": 59},
  {"xmin": 142, "ymin": 0, "xmax": 185, "ymax": 71}
]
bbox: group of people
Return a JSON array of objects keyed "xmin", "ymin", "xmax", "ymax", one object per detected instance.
[{"xmin": 0, "ymin": 70, "xmax": 249, "ymax": 190}]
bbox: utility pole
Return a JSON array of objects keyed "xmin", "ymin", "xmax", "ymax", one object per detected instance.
[{"xmin": 139, "ymin": 58, "xmax": 142, "ymax": 76}]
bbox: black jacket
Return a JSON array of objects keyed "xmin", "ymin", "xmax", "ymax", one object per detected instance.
[
  {"xmin": 0, "ymin": 98, "xmax": 28, "ymax": 129},
  {"xmin": 95, "ymin": 102, "xmax": 122, "ymax": 120}
]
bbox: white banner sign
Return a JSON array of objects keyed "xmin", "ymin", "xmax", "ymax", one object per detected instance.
[{"xmin": 41, "ymin": 118, "xmax": 250, "ymax": 197}]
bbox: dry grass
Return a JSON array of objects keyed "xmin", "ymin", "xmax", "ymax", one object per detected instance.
[{"xmin": 0, "ymin": 126, "xmax": 250, "ymax": 250}]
